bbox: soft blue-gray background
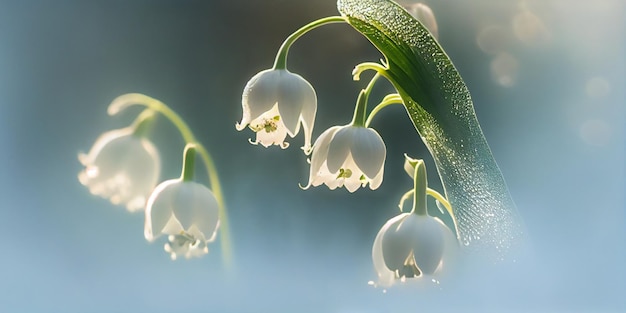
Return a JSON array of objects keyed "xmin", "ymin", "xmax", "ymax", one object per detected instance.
[{"xmin": 0, "ymin": 0, "xmax": 624, "ymax": 312}]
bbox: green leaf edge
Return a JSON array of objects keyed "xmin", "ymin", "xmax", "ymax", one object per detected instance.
[{"xmin": 338, "ymin": 0, "xmax": 526, "ymax": 260}]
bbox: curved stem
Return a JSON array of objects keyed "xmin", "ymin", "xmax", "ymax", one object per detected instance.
[
  {"xmin": 350, "ymin": 90, "xmax": 367, "ymax": 127},
  {"xmin": 131, "ymin": 109, "xmax": 158, "ymax": 137},
  {"xmin": 108, "ymin": 93, "xmax": 233, "ymax": 267},
  {"xmin": 352, "ymin": 62, "xmax": 391, "ymax": 82},
  {"xmin": 426, "ymin": 189, "xmax": 452, "ymax": 218},
  {"xmin": 398, "ymin": 189, "xmax": 414, "ymax": 212},
  {"xmin": 364, "ymin": 94, "xmax": 403, "ymax": 127},
  {"xmin": 273, "ymin": 16, "xmax": 346, "ymax": 70},
  {"xmin": 194, "ymin": 144, "xmax": 232, "ymax": 265},
  {"xmin": 350, "ymin": 73, "xmax": 380, "ymax": 127},
  {"xmin": 181, "ymin": 144, "xmax": 196, "ymax": 182},
  {"xmin": 410, "ymin": 160, "xmax": 428, "ymax": 216},
  {"xmin": 399, "ymin": 188, "xmax": 456, "ymax": 226}
]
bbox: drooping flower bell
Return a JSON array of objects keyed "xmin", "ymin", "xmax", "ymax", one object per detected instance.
[
  {"xmin": 144, "ymin": 144, "xmax": 220, "ymax": 260},
  {"xmin": 371, "ymin": 158, "xmax": 458, "ymax": 288},
  {"xmin": 372, "ymin": 212, "xmax": 458, "ymax": 287},
  {"xmin": 78, "ymin": 110, "xmax": 160, "ymax": 212},
  {"xmin": 304, "ymin": 124, "xmax": 386, "ymax": 192},
  {"xmin": 236, "ymin": 69, "xmax": 317, "ymax": 152}
]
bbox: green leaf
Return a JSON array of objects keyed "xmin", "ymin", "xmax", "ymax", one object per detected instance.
[{"xmin": 338, "ymin": 0, "xmax": 526, "ymax": 260}]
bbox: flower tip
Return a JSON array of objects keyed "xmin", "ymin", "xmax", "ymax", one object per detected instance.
[
  {"xmin": 298, "ymin": 182, "xmax": 311, "ymax": 190},
  {"xmin": 403, "ymin": 153, "xmax": 418, "ymax": 163},
  {"xmin": 77, "ymin": 171, "xmax": 88, "ymax": 186},
  {"xmin": 77, "ymin": 153, "xmax": 88, "ymax": 165},
  {"xmin": 363, "ymin": 180, "xmax": 383, "ymax": 190},
  {"xmin": 351, "ymin": 67, "xmax": 361, "ymax": 81},
  {"xmin": 345, "ymin": 184, "xmax": 360, "ymax": 193},
  {"xmin": 280, "ymin": 142, "xmax": 290, "ymax": 149},
  {"xmin": 301, "ymin": 145, "xmax": 313, "ymax": 156},
  {"xmin": 107, "ymin": 93, "xmax": 151, "ymax": 116},
  {"xmin": 107, "ymin": 95, "xmax": 130, "ymax": 116},
  {"xmin": 106, "ymin": 104, "xmax": 121, "ymax": 116},
  {"xmin": 247, "ymin": 138, "xmax": 259, "ymax": 146},
  {"xmin": 144, "ymin": 231, "xmax": 155, "ymax": 242},
  {"xmin": 235, "ymin": 122, "xmax": 247, "ymax": 131}
]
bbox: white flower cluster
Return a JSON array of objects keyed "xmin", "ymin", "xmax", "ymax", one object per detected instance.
[
  {"xmin": 237, "ymin": 68, "xmax": 387, "ymax": 193},
  {"xmin": 79, "ymin": 104, "xmax": 221, "ymax": 261},
  {"xmin": 237, "ymin": 63, "xmax": 459, "ymax": 289}
]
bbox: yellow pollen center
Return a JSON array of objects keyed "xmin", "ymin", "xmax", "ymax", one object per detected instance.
[{"xmin": 337, "ymin": 168, "xmax": 353, "ymax": 179}]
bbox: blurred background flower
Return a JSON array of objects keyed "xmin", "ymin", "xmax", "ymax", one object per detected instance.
[{"xmin": 0, "ymin": 0, "xmax": 623, "ymax": 312}]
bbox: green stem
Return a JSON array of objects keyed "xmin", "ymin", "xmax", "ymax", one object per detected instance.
[
  {"xmin": 426, "ymin": 189, "xmax": 453, "ymax": 218},
  {"xmin": 350, "ymin": 73, "xmax": 380, "ymax": 127},
  {"xmin": 131, "ymin": 109, "xmax": 157, "ymax": 137},
  {"xmin": 398, "ymin": 189, "xmax": 413, "ymax": 212},
  {"xmin": 181, "ymin": 144, "xmax": 196, "ymax": 182},
  {"xmin": 352, "ymin": 62, "xmax": 391, "ymax": 82},
  {"xmin": 398, "ymin": 188, "xmax": 454, "ymax": 218},
  {"xmin": 108, "ymin": 93, "xmax": 233, "ymax": 268},
  {"xmin": 273, "ymin": 16, "xmax": 346, "ymax": 70},
  {"xmin": 350, "ymin": 90, "xmax": 367, "ymax": 127},
  {"xmin": 364, "ymin": 93, "xmax": 403, "ymax": 127},
  {"xmin": 411, "ymin": 160, "xmax": 428, "ymax": 216}
]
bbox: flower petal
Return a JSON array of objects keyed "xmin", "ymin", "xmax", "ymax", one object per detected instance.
[
  {"xmin": 299, "ymin": 84, "xmax": 317, "ymax": 153},
  {"xmin": 80, "ymin": 128, "xmax": 160, "ymax": 212},
  {"xmin": 404, "ymin": 214, "xmax": 446, "ymax": 275},
  {"xmin": 189, "ymin": 183, "xmax": 220, "ymax": 241},
  {"xmin": 251, "ymin": 107, "xmax": 289, "ymax": 148},
  {"xmin": 169, "ymin": 182, "xmax": 200, "ymax": 230},
  {"xmin": 239, "ymin": 69, "xmax": 281, "ymax": 129},
  {"xmin": 308, "ymin": 126, "xmax": 341, "ymax": 182},
  {"xmin": 340, "ymin": 154, "xmax": 362, "ymax": 193},
  {"xmin": 350, "ymin": 127, "xmax": 386, "ymax": 179},
  {"xmin": 276, "ymin": 70, "xmax": 313, "ymax": 136},
  {"xmin": 369, "ymin": 167, "xmax": 384, "ymax": 190},
  {"xmin": 381, "ymin": 214, "xmax": 415, "ymax": 273},
  {"xmin": 373, "ymin": 213, "xmax": 411, "ymax": 287},
  {"xmin": 145, "ymin": 179, "xmax": 179, "ymax": 241},
  {"xmin": 326, "ymin": 126, "xmax": 354, "ymax": 173}
]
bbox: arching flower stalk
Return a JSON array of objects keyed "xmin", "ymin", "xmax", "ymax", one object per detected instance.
[
  {"xmin": 78, "ymin": 109, "xmax": 160, "ymax": 212},
  {"xmin": 236, "ymin": 16, "xmax": 346, "ymax": 153},
  {"xmin": 99, "ymin": 93, "xmax": 233, "ymax": 265},
  {"xmin": 372, "ymin": 158, "xmax": 458, "ymax": 288}
]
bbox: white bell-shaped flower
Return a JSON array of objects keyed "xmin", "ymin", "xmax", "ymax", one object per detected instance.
[
  {"xmin": 372, "ymin": 212, "xmax": 458, "ymax": 288},
  {"xmin": 144, "ymin": 178, "xmax": 220, "ymax": 260},
  {"xmin": 78, "ymin": 127, "xmax": 160, "ymax": 212},
  {"xmin": 304, "ymin": 125, "xmax": 386, "ymax": 192},
  {"xmin": 236, "ymin": 68, "xmax": 317, "ymax": 152}
]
